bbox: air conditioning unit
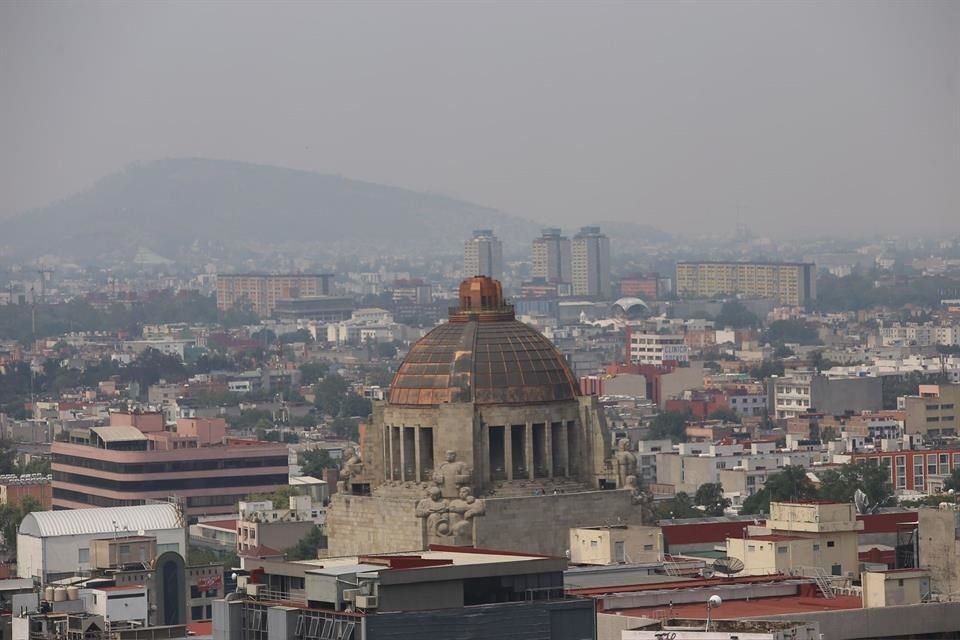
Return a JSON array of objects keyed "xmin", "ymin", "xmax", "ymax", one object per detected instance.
[
  {"xmin": 342, "ymin": 588, "xmax": 361, "ymax": 603},
  {"xmin": 355, "ymin": 595, "xmax": 378, "ymax": 609}
]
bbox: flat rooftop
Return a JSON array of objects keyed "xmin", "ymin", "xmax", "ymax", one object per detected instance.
[
  {"xmin": 293, "ymin": 546, "xmax": 554, "ymax": 572},
  {"xmin": 614, "ymin": 594, "xmax": 862, "ymax": 619}
]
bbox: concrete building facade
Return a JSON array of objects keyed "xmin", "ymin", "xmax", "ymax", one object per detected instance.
[
  {"xmin": 676, "ymin": 261, "xmax": 816, "ymax": 306},
  {"xmin": 463, "ymin": 229, "xmax": 503, "ymax": 281},
  {"xmin": 51, "ymin": 417, "xmax": 288, "ymax": 517},
  {"xmin": 532, "ymin": 228, "xmax": 572, "ymax": 284},
  {"xmin": 216, "ymin": 273, "xmax": 333, "ymax": 317},
  {"xmin": 769, "ymin": 372, "xmax": 882, "ymax": 419},
  {"xmin": 901, "ymin": 383, "xmax": 960, "ymax": 438},
  {"xmin": 571, "ymin": 226, "xmax": 611, "ymax": 298}
]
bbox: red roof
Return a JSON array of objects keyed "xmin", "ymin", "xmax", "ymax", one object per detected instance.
[
  {"xmin": 567, "ymin": 574, "xmax": 793, "ymax": 597},
  {"xmin": 615, "ymin": 594, "xmax": 862, "ymax": 619},
  {"xmin": 201, "ymin": 519, "xmax": 237, "ymax": 531},
  {"xmin": 187, "ymin": 622, "xmax": 213, "ymax": 635}
]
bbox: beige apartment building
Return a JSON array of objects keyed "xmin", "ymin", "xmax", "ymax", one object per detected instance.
[
  {"xmin": 569, "ymin": 525, "xmax": 664, "ymax": 565},
  {"xmin": 727, "ymin": 501, "xmax": 862, "ymax": 578},
  {"xmin": 216, "ymin": 273, "xmax": 333, "ymax": 317},
  {"xmin": 901, "ymin": 383, "xmax": 960, "ymax": 438},
  {"xmin": 676, "ymin": 261, "xmax": 816, "ymax": 306},
  {"xmin": 571, "ymin": 226, "xmax": 611, "ymax": 298},
  {"xmin": 532, "ymin": 228, "xmax": 572, "ymax": 284},
  {"xmin": 463, "ymin": 229, "xmax": 503, "ymax": 281}
]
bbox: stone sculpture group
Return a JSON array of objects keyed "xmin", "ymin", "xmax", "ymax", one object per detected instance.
[{"xmin": 415, "ymin": 450, "xmax": 486, "ymax": 545}]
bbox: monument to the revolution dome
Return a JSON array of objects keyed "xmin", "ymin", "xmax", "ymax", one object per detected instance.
[{"xmin": 326, "ymin": 276, "xmax": 647, "ymax": 556}]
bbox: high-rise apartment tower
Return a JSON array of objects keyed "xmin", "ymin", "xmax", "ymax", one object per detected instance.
[
  {"xmin": 531, "ymin": 228, "xmax": 572, "ymax": 284},
  {"xmin": 571, "ymin": 226, "xmax": 611, "ymax": 298},
  {"xmin": 463, "ymin": 229, "xmax": 503, "ymax": 281}
]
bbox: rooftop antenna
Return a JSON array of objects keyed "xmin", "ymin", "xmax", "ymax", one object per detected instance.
[{"xmin": 705, "ymin": 594, "xmax": 722, "ymax": 632}]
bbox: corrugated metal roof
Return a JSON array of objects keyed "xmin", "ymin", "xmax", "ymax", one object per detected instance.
[
  {"xmin": 90, "ymin": 426, "xmax": 148, "ymax": 442},
  {"xmin": 19, "ymin": 504, "xmax": 181, "ymax": 538}
]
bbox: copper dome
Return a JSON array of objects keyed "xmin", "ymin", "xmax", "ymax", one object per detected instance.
[{"xmin": 388, "ymin": 277, "xmax": 580, "ymax": 406}]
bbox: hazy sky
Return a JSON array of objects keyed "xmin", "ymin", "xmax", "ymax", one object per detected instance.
[{"xmin": 2, "ymin": 0, "xmax": 958, "ymax": 236}]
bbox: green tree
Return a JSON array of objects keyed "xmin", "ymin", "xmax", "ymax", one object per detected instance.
[
  {"xmin": 649, "ymin": 410, "xmax": 693, "ymax": 443},
  {"xmin": 299, "ymin": 361, "xmax": 330, "ymax": 386},
  {"xmin": 341, "ymin": 394, "xmax": 372, "ymax": 418},
  {"xmin": 299, "ymin": 448, "xmax": 337, "ymax": 477},
  {"xmin": 279, "ymin": 329, "xmax": 313, "ymax": 344},
  {"xmin": 749, "ymin": 360, "xmax": 785, "ymax": 381},
  {"xmin": 286, "ymin": 526, "xmax": 325, "ymax": 561},
  {"xmin": 226, "ymin": 409, "xmax": 273, "ymax": 431},
  {"xmin": 773, "ymin": 345, "xmax": 795, "ymax": 359},
  {"xmin": 741, "ymin": 465, "xmax": 817, "ymax": 515},
  {"xmin": 330, "ymin": 417, "xmax": 360, "ymax": 440},
  {"xmin": 0, "ymin": 495, "xmax": 41, "ymax": 552},
  {"xmin": 248, "ymin": 486, "xmax": 302, "ymax": 510},
  {"xmin": 694, "ymin": 483, "xmax": 731, "ymax": 516},
  {"xmin": 818, "ymin": 460, "xmax": 893, "ymax": 508},
  {"xmin": 375, "ymin": 342, "xmax": 398, "ymax": 359},
  {"xmin": 943, "ymin": 467, "xmax": 960, "ymax": 493},
  {"xmin": 314, "ymin": 374, "xmax": 348, "ymax": 417},
  {"xmin": 656, "ymin": 491, "xmax": 700, "ymax": 520},
  {"xmin": 708, "ymin": 408, "xmax": 742, "ymax": 424},
  {"xmin": 766, "ymin": 320, "xmax": 820, "ymax": 346},
  {"xmin": 714, "ymin": 301, "xmax": 759, "ymax": 329}
]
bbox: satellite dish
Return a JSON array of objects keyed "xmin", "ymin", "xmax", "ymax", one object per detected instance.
[
  {"xmin": 854, "ymin": 488, "xmax": 874, "ymax": 515},
  {"xmin": 713, "ymin": 556, "xmax": 745, "ymax": 576}
]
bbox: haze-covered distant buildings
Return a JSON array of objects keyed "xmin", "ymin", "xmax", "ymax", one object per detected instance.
[
  {"xmin": 676, "ymin": 261, "xmax": 816, "ymax": 306},
  {"xmin": 463, "ymin": 229, "xmax": 503, "ymax": 281},
  {"xmin": 216, "ymin": 273, "xmax": 334, "ymax": 316},
  {"xmin": 571, "ymin": 226, "xmax": 611, "ymax": 298}
]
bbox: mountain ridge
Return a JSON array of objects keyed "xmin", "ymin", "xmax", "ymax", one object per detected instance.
[{"xmin": 1, "ymin": 158, "xmax": 669, "ymax": 263}]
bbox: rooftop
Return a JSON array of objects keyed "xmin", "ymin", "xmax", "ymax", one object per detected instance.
[
  {"xmin": 19, "ymin": 504, "xmax": 182, "ymax": 538},
  {"xmin": 613, "ymin": 594, "xmax": 862, "ymax": 619},
  {"xmin": 90, "ymin": 425, "xmax": 148, "ymax": 443}
]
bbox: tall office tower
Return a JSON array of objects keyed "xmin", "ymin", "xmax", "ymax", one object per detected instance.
[
  {"xmin": 571, "ymin": 226, "xmax": 611, "ymax": 298},
  {"xmin": 531, "ymin": 228, "xmax": 572, "ymax": 284},
  {"xmin": 675, "ymin": 261, "xmax": 816, "ymax": 306},
  {"xmin": 463, "ymin": 229, "xmax": 503, "ymax": 280}
]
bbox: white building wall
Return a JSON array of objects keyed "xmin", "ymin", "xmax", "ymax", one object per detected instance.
[{"xmin": 17, "ymin": 528, "xmax": 186, "ymax": 580}]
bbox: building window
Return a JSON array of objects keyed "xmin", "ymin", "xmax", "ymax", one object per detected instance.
[
  {"xmin": 643, "ymin": 544, "xmax": 654, "ymax": 551},
  {"xmin": 78, "ymin": 548, "xmax": 89, "ymax": 563},
  {"xmin": 748, "ymin": 545, "xmax": 756, "ymax": 552},
  {"xmin": 778, "ymin": 547, "xmax": 788, "ymax": 554},
  {"xmin": 827, "ymin": 541, "xmax": 835, "ymax": 548},
  {"xmin": 813, "ymin": 544, "xmax": 820, "ymax": 551}
]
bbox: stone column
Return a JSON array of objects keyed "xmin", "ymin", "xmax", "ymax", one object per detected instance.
[
  {"xmin": 558, "ymin": 422, "xmax": 570, "ymax": 478},
  {"xmin": 413, "ymin": 426, "xmax": 422, "ymax": 482},
  {"xmin": 545, "ymin": 422, "xmax": 554, "ymax": 478},
  {"xmin": 504, "ymin": 426, "xmax": 514, "ymax": 481},
  {"xmin": 386, "ymin": 424, "xmax": 394, "ymax": 481},
  {"xmin": 399, "ymin": 426, "xmax": 407, "ymax": 481},
  {"xmin": 526, "ymin": 421, "xmax": 534, "ymax": 480}
]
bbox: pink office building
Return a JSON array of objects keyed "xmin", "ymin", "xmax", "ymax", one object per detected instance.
[{"xmin": 51, "ymin": 414, "xmax": 288, "ymax": 517}]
